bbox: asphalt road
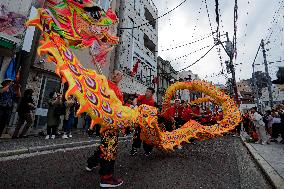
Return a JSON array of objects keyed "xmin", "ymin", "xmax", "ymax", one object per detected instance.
[{"xmin": 0, "ymin": 136, "xmax": 272, "ymax": 189}]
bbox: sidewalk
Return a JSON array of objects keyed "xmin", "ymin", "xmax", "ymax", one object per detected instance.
[
  {"xmin": 241, "ymin": 134, "xmax": 284, "ymax": 189},
  {"xmin": 0, "ymin": 132, "xmax": 133, "ymax": 158}
]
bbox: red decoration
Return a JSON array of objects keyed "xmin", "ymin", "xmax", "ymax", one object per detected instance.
[
  {"xmin": 106, "ymin": 8, "xmax": 118, "ymax": 22},
  {"xmin": 130, "ymin": 59, "xmax": 141, "ymax": 77},
  {"xmin": 152, "ymin": 76, "xmax": 158, "ymax": 84}
]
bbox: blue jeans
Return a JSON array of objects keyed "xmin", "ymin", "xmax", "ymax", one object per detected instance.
[
  {"xmin": 84, "ymin": 115, "xmax": 91, "ymax": 131},
  {"xmin": 63, "ymin": 116, "xmax": 74, "ymax": 134},
  {"xmin": 0, "ymin": 106, "xmax": 13, "ymax": 136}
]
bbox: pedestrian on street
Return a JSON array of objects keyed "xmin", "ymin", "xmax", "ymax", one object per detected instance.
[
  {"xmin": 271, "ymin": 110, "xmax": 281, "ymax": 142},
  {"xmin": 277, "ymin": 103, "xmax": 284, "ymax": 144},
  {"xmin": 130, "ymin": 87, "xmax": 156, "ymax": 156},
  {"xmin": 13, "ymin": 89, "xmax": 36, "ymax": 138},
  {"xmin": 82, "ymin": 113, "xmax": 91, "ymax": 133},
  {"xmin": 62, "ymin": 95, "xmax": 76, "ymax": 139},
  {"xmin": 265, "ymin": 110, "xmax": 273, "ymax": 138},
  {"xmin": 0, "ymin": 79, "xmax": 21, "ymax": 137},
  {"xmin": 45, "ymin": 92, "xmax": 63, "ymax": 139},
  {"xmin": 73, "ymin": 98, "xmax": 80, "ymax": 129},
  {"xmin": 86, "ymin": 70, "xmax": 124, "ymax": 188},
  {"xmin": 250, "ymin": 107, "xmax": 269, "ymax": 145}
]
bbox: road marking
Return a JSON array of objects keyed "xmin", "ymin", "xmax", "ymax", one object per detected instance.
[{"xmin": 0, "ymin": 139, "xmax": 131, "ymax": 162}]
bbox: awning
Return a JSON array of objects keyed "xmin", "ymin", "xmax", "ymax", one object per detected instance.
[
  {"xmin": 0, "ymin": 33, "xmax": 21, "ymax": 56},
  {"xmin": 0, "ymin": 36, "xmax": 16, "ymax": 50}
]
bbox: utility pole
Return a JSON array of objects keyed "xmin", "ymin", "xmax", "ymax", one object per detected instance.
[
  {"xmin": 225, "ymin": 32, "xmax": 239, "ymax": 104},
  {"xmin": 261, "ymin": 39, "xmax": 273, "ymax": 108},
  {"xmin": 252, "ymin": 61, "xmax": 260, "ymax": 109}
]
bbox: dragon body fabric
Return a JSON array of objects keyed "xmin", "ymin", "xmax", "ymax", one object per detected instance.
[{"xmin": 27, "ymin": 0, "xmax": 241, "ymax": 151}]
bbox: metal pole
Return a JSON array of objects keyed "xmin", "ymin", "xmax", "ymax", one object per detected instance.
[
  {"xmin": 113, "ymin": 0, "xmax": 124, "ymax": 71},
  {"xmin": 225, "ymin": 32, "xmax": 239, "ymax": 104},
  {"xmin": 252, "ymin": 61, "xmax": 260, "ymax": 109},
  {"xmin": 261, "ymin": 39, "xmax": 273, "ymax": 108},
  {"xmin": 252, "ymin": 44, "xmax": 261, "ymax": 110}
]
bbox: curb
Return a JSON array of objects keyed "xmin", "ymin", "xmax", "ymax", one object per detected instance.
[
  {"xmin": 0, "ymin": 136, "xmax": 133, "ymax": 158},
  {"xmin": 240, "ymin": 136, "xmax": 284, "ymax": 189}
]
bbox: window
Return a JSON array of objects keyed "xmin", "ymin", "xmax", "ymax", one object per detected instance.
[
  {"xmin": 144, "ymin": 7, "xmax": 156, "ymax": 29},
  {"xmin": 144, "ymin": 34, "xmax": 156, "ymax": 56}
]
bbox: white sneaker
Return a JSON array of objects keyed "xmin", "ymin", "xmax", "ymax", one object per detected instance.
[
  {"xmin": 45, "ymin": 135, "xmax": 50, "ymax": 140},
  {"xmin": 51, "ymin": 135, "xmax": 55, "ymax": 139},
  {"xmin": 68, "ymin": 134, "xmax": 72, "ymax": 138},
  {"xmin": 62, "ymin": 134, "xmax": 68, "ymax": 139}
]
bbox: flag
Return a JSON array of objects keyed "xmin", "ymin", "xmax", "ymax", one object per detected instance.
[
  {"xmin": 152, "ymin": 76, "xmax": 158, "ymax": 84},
  {"xmin": 4, "ymin": 57, "xmax": 16, "ymax": 81},
  {"xmin": 130, "ymin": 59, "xmax": 141, "ymax": 77}
]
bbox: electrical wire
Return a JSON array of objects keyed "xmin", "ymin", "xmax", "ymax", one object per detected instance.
[
  {"xmin": 158, "ymin": 33, "xmax": 214, "ymax": 52},
  {"xmin": 204, "ymin": 0, "xmax": 215, "ymax": 34},
  {"xmin": 232, "ymin": 0, "xmax": 238, "ymax": 59},
  {"xmin": 170, "ymin": 45, "xmax": 211, "ymax": 63},
  {"xmin": 252, "ymin": 44, "xmax": 261, "ymax": 67},
  {"xmin": 265, "ymin": 0, "xmax": 284, "ymax": 41},
  {"xmin": 191, "ymin": 0, "xmax": 204, "ymax": 38},
  {"xmin": 204, "ymin": 0, "xmax": 225, "ymax": 74},
  {"xmin": 119, "ymin": 0, "xmax": 188, "ymax": 30},
  {"xmin": 178, "ymin": 43, "xmax": 219, "ymax": 72}
]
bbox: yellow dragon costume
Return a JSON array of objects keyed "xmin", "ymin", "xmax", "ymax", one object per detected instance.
[{"xmin": 27, "ymin": 0, "xmax": 241, "ymax": 151}]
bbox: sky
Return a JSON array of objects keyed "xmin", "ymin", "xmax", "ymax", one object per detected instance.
[{"xmin": 152, "ymin": 0, "xmax": 284, "ymax": 84}]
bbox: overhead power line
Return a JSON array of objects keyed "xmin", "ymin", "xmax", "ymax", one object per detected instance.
[
  {"xmin": 119, "ymin": 0, "xmax": 188, "ymax": 30},
  {"xmin": 232, "ymin": 0, "xmax": 238, "ymax": 59},
  {"xmin": 204, "ymin": 0, "xmax": 225, "ymax": 74},
  {"xmin": 158, "ymin": 33, "xmax": 214, "ymax": 52},
  {"xmin": 265, "ymin": 0, "xmax": 284, "ymax": 41},
  {"xmin": 178, "ymin": 43, "xmax": 219, "ymax": 72},
  {"xmin": 170, "ymin": 45, "xmax": 211, "ymax": 63},
  {"xmin": 204, "ymin": 0, "xmax": 214, "ymax": 34},
  {"xmin": 215, "ymin": 0, "xmax": 220, "ymax": 38},
  {"xmin": 252, "ymin": 43, "xmax": 261, "ymax": 67}
]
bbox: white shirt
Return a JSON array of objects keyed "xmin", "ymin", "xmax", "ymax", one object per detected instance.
[{"xmin": 252, "ymin": 112, "xmax": 265, "ymax": 127}]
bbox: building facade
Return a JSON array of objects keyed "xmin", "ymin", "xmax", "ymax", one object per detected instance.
[
  {"xmin": 0, "ymin": 0, "xmax": 119, "ymax": 132},
  {"xmin": 177, "ymin": 70, "xmax": 200, "ymax": 102},
  {"xmin": 156, "ymin": 56, "xmax": 178, "ymax": 107},
  {"xmin": 0, "ymin": 0, "xmax": 35, "ymax": 83},
  {"xmin": 115, "ymin": 0, "xmax": 158, "ymax": 96},
  {"xmin": 236, "ymin": 79, "xmax": 252, "ymax": 93},
  {"xmin": 260, "ymin": 85, "xmax": 284, "ymax": 110}
]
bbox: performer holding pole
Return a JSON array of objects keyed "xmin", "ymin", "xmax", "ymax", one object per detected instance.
[
  {"xmin": 86, "ymin": 70, "xmax": 124, "ymax": 188},
  {"xmin": 130, "ymin": 87, "xmax": 155, "ymax": 156}
]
